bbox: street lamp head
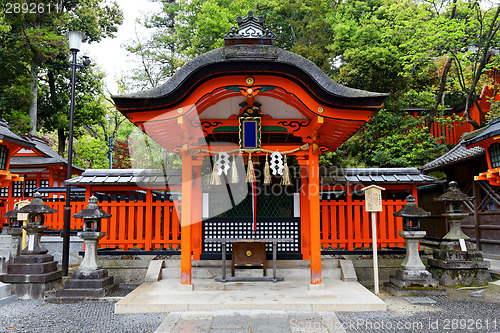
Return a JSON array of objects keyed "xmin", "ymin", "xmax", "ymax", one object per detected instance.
[
  {"xmin": 82, "ymin": 56, "xmax": 91, "ymax": 67},
  {"xmin": 67, "ymin": 31, "xmax": 84, "ymax": 52}
]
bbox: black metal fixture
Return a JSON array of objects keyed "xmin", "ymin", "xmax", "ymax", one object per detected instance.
[{"xmin": 62, "ymin": 31, "xmax": 91, "ymax": 276}]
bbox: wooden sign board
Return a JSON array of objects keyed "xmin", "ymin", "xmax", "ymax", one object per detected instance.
[
  {"xmin": 362, "ymin": 185, "xmax": 385, "ymax": 212},
  {"xmin": 16, "ymin": 201, "xmax": 30, "ymax": 221}
]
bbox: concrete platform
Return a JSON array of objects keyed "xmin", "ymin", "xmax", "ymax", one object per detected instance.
[{"xmin": 115, "ymin": 277, "xmax": 386, "ymax": 313}]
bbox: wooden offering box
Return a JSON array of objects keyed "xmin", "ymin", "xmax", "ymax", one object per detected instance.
[{"xmin": 231, "ymin": 242, "xmax": 267, "ymax": 277}]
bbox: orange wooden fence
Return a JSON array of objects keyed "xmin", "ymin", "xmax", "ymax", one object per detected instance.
[
  {"xmin": 1, "ymin": 198, "xmax": 405, "ymax": 252},
  {"xmin": 0, "ymin": 198, "xmax": 182, "ymax": 251},
  {"xmin": 319, "ymin": 199, "xmax": 406, "ymax": 250},
  {"xmin": 430, "ymin": 117, "xmax": 473, "ymax": 145}
]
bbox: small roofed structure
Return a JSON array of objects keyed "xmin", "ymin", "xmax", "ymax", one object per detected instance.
[
  {"xmin": 464, "ymin": 118, "xmax": 500, "ymax": 185},
  {"xmin": 0, "ymin": 135, "xmax": 84, "ymax": 228},
  {"xmin": 109, "ymin": 12, "xmax": 403, "ymax": 286},
  {"xmin": 0, "ymin": 120, "xmax": 35, "ymax": 187},
  {"xmin": 420, "ymin": 121, "xmax": 500, "ymax": 255}
]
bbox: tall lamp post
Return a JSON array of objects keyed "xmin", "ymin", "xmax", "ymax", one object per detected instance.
[{"xmin": 62, "ymin": 31, "xmax": 89, "ymax": 276}]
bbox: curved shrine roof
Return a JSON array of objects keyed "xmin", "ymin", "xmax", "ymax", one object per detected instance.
[
  {"xmin": 113, "ymin": 45, "xmax": 388, "ymax": 110},
  {"xmin": 112, "ymin": 13, "xmax": 388, "ymax": 153}
]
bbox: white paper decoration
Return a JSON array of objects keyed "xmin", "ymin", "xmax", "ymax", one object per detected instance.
[
  {"xmin": 215, "ymin": 152, "xmax": 230, "ymax": 176},
  {"xmin": 270, "ymin": 151, "xmax": 284, "ymax": 176}
]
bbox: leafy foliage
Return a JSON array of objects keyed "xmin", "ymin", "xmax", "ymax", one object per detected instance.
[
  {"xmin": 0, "ymin": 0, "xmax": 123, "ymax": 150},
  {"xmin": 337, "ymin": 109, "xmax": 448, "ymax": 168}
]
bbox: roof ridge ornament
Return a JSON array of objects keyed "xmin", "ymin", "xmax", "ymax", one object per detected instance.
[{"xmin": 224, "ymin": 11, "xmax": 276, "ymax": 46}]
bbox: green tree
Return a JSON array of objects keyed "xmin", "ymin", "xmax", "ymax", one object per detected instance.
[
  {"xmin": 0, "ymin": 0, "xmax": 123, "ymax": 139},
  {"xmin": 73, "ymin": 134, "xmax": 108, "ymax": 169},
  {"xmin": 124, "ymin": 0, "xmax": 257, "ymax": 90},
  {"xmin": 256, "ymin": 0, "xmax": 336, "ymax": 74},
  {"xmin": 398, "ymin": 0, "xmax": 500, "ymax": 129},
  {"xmin": 37, "ymin": 57, "xmax": 109, "ymax": 155},
  {"xmin": 337, "ymin": 109, "xmax": 447, "ymax": 168}
]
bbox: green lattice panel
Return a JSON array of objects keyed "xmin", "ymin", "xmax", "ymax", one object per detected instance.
[
  {"xmin": 490, "ymin": 142, "xmax": 500, "ymax": 168},
  {"xmin": 209, "ymin": 192, "xmax": 293, "ymax": 218}
]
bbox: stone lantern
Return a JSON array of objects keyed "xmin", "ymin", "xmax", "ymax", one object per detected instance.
[
  {"xmin": 45, "ymin": 195, "xmax": 115, "ymax": 303},
  {"xmin": 3, "ymin": 208, "xmax": 22, "ymax": 258},
  {"xmin": 0, "ymin": 193, "xmax": 62, "ymax": 299},
  {"xmin": 384, "ymin": 195, "xmax": 444, "ymax": 296},
  {"xmin": 17, "ymin": 192, "xmax": 56, "ymax": 255},
  {"xmin": 3, "ymin": 208, "xmax": 22, "ymax": 229},
  {"xmin": 72, "ymin": 195, "xmax": 111, "ymax": 272},
  {"xmin": 434, "ymin": 181, "xmax": 470, "ymax": 240},
  {"xmin": 428, "ymin": 181, "xmax": 491, "ymax": 286}
]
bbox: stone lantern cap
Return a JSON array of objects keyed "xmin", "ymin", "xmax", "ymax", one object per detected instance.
[
  {"xmin": 394, "ymin": 195, "xmax": 430, "ymax": 218},
  {"xmin": 73, "ymin": 196, "xmax": 111, "ymax": 219},
  {"xmin": 18, "ymin": 192, "xmax": 56, "ymax": 214},
  {"xmin": 3, "ymin": 208, "xmax": 19, "ymax": 219},
  {"xmin": 434, "ymin": 181, "xmax": 471, "ymax": 202}
]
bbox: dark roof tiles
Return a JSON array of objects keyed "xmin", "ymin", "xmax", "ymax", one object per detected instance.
[
  {"xmin": 67, "ymin": 167, "xmax": 434, "ymax": 186},
  {"xmin": 419, "ymin": 141, "xmax": 485, "ymax": 172}
]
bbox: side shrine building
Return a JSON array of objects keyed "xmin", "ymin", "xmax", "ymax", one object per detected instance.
[{"xmin": 109, "ymin": 12, "xmax": 409, "ymax": 286}]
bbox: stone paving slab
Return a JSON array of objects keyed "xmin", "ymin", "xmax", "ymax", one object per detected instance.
[
  {"xmin": 154, "ymin": 310, "xmax": 348, "ymax": 333},
  {"xmin": 116, "ymin": 278, "xmax": 386, "ymax": 313}
]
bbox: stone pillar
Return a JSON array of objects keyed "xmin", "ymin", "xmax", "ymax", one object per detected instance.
[
  {"xmin": 6, "ymin": 228, "xmax": 23, "ymax": 261},
  {"xmin": 78, "ymin": 231, "xmax": 105, "ymax": 271},
  {"xmin": 22, "ymin": 225, "xmax": 49, "ymax": 255},
  {"xmin": 399, "ymin": 231, "xmax": 426, "ymax": 271},
  {"xmin": 384, "ymin": 231, "xmax": 444, "ymax": 296}
]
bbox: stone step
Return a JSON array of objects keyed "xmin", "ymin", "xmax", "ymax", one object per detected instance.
[
  {"xmin": 0, "ymin": 270, "xmax": 63, "ymax": 284},
  {"xmin": 8, "ymin": 261, "xmax": 58, "ymax": 275},
  {"xmin": 13, "ymin": 254, "xmax": 55, "ymax": 264},
  {"xmin": 45, "ymin": 284, "xmax": 117, "ymax": 303},
  {"xmin": 65, "ymin": 276, "xmax": 114, "ymax": 289},
  {"xmin": 160, "ymin": 266, "xmax": 342, "ymax": 280},
  {"xmin": 162, "ymin": 258, "xmax": 340, "ymax": 269}
]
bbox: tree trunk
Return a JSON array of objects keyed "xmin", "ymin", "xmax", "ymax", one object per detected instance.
[
  {"xmin": 58, "ymin": 128, "xmax": 66, "ymax": 156},
  {"xmin": 427, "ymin": 0, "xmax": 457, "ymax": 129},
  {"xmin": 427, "ymin": 56, "xmax": 453, "ymax": 129},
  {"xmin": 29, "ymin": 59, "xmax": 38, "ymax": 134}
]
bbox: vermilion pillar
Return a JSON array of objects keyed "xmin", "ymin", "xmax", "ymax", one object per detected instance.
[
  {"xmin": 309, "ymin": 146, "xmax": 322, "ymax": 285},
  {"xmin": 298, "ymin": 158, "xmax": 310, "ymax": 260},
  {"xmin": 192, "ymin": 160, "xmax": 203, "ymax": 260},
  {"xmin": 180, "ymin": 151, "xmax": 193, "ymax": 285}
]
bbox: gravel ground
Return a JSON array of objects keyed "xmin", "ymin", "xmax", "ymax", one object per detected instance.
[
  {"xmin": 337, "ymin": 288, "xmax": 500, "ymax": 333},
  {"xmin": 0, "ymin": 287, "xmax": 499, "ymax": 332},
  {"xmin": 0, "ymin": 299, "xmax": 165, "ymax": 333}
]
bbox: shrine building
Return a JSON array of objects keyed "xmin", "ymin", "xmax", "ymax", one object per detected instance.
[{"xmin": 110, "ymin": 12, "xmax": 394, "ymax": 286}]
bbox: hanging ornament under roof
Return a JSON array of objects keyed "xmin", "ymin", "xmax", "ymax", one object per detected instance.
[
  {"xmin": 270, "ymin": 151, "xmax": 284, "ymax": 176},
  {"xmin": 215, "ymin": 152, "xmax": 230, "ymax": 176}
]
